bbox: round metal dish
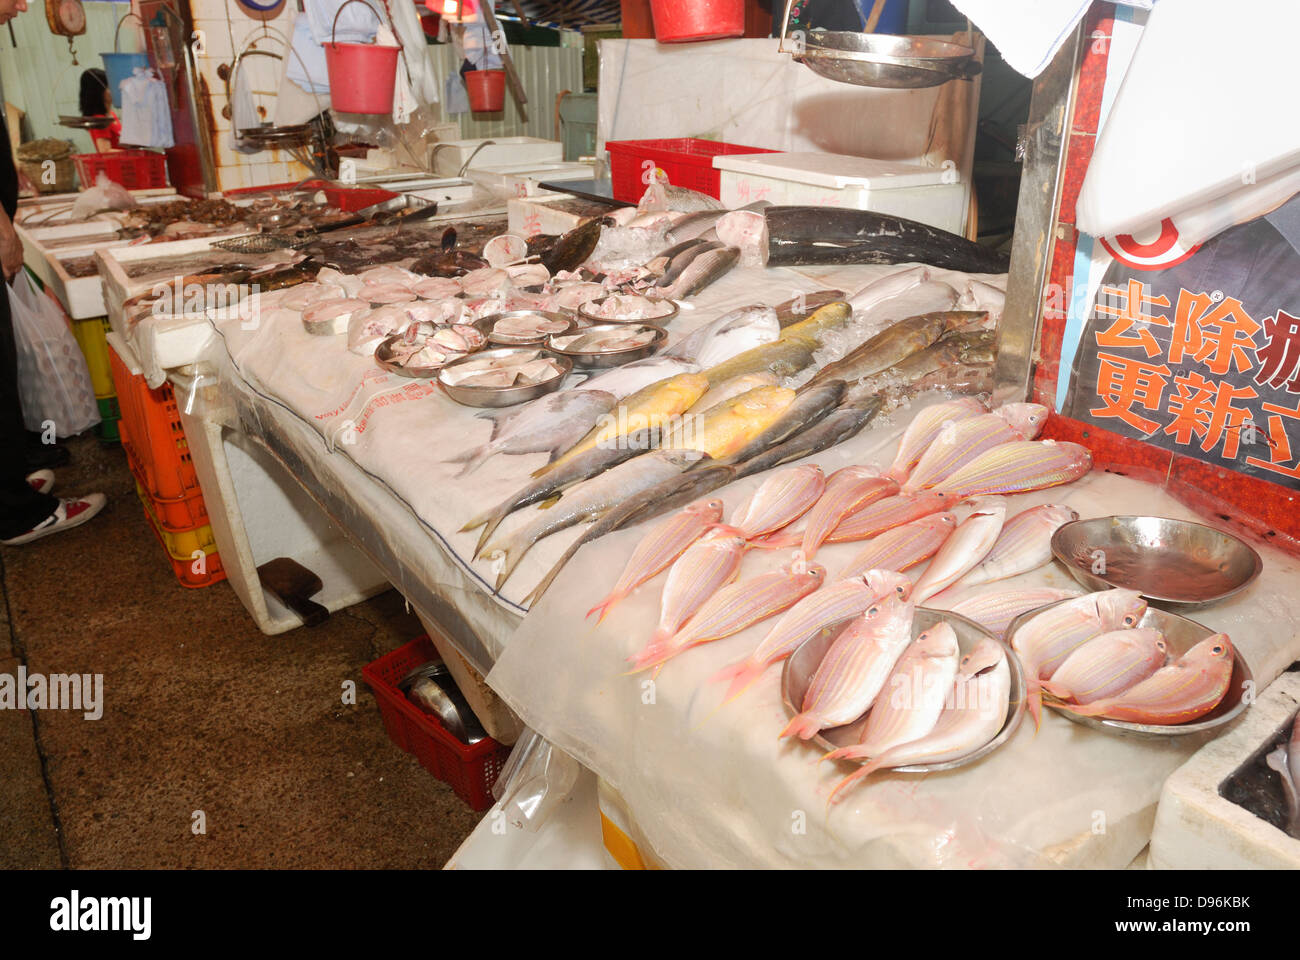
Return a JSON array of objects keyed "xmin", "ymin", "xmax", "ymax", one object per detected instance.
[
  {"xmin": 546, "ymin": 322, "xmax": 667, "ymax": 368},
  {"xmin": 781, "ymin": 607, "xmax": 1026, "ymax": 773},
  {"xmin": 438, "ymin": 347, "xmax": 573, "ymax": 407},
  {"xmin": 483, "ymin": 309, "xmax": 575, "ymax": 346},
  {"xmin": 1006, "ymin": 598, "xmax": 1253, "ymax": 739},
  {"xmin": 576, "ymin": 295, "xmax": 679, "ymax": 326},
  {"xmin": 1051, "ymin": 515, "xmax": 1262, "ymax": 610},
  {"xmin": 58, "ymin": 114, "xmax": 116, "ymax": 130},
  {"xmin": 373, "ymin": 318, "xmax": 492, "ymax": 378},
  {"xmin": 793, "ymin": 33, "xmax": 981, "ymax": 89}
]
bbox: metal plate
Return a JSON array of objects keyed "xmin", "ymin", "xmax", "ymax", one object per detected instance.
[
  {"xmin": 1007, "ymin": 598, "xmax": 1254, "ymax": 738},
  {"xmin": 794, "ymin": 33, "xmax": 981, "ymax": 89},
  {"xmin": 1051, "ymin": 515, "xmax": 1262, "ymax": 610},
  {"xmin": 576, "ymin": 295, "xmax": 679, "ymax": 326},
  {"xmin": 373, "ymin": 318, "xmax": 493, "ymax": 378},
  {"xmin": 781, "ymin": 607, "xmax": 1026, "ymax": 773},
  {"xmin": 482, "ymin": 309, "xmax": 576, "ymax": 346},
  {"xmin": 438, "ymin": 347, "xmax": 572, "ymax": 407},
  {"xmin": 546, "ymin": 322, "xmax": 666, "ymax": 368}
]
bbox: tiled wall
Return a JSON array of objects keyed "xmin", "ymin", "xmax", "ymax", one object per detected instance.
[{"xmin": 187, "ymin": 0, "xmax": 312, "ymax": 191}]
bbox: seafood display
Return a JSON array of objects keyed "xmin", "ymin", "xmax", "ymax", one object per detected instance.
[
  {"xmin": 1266, "ymin": 711, "xmax": 1300, "ymax": 838},
  {"xmin": 582, "ymin": 294, "xmax": 677, "ymax": 321},
  {"xmin": 486, "ymin": 311, "xmax": 573, "ymax": 344},
  {"xmin": 439, "ymin": 350, "xmax": 566, "ymax": 389}
]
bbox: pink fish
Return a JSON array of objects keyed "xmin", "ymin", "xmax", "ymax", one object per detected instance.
[
  {"xmin": 586, "ymin": 499, "xmax": 725, "ymax": 623},
  {"xmin": 941, "ymin": 502, "xmax": 1079, "ymax": 593},
  {"xmin": 1054, "ymin": 635, "xmax": 1234, "ymax": 725},
  {"xmin": 910, "ymin": 498, "xmax": 1007, "ymax": 604},
  {"xmin": 1010, "ymin": 589, "xmax": 1148, "ymax": 727},
  {"xmin": 1040, "ymin": 628, "xmax": 1168, "ymax": 704},
  {"xmin": 712, "ymin": 569, "xmax": 912, "ymax": 702},
  {"xmin": 933, "ymin": 440, "xmax": 1093, "ymax": 499},
  {"xmin": 815, "ymin": 491, "xmax": 952, "ymax": 546},
  {"xmin": 835, "ymin": 512, "xmax": 957, "ymax": 581},
  {"xmin": 643, "ymin": 529, "xmax": 748, "ymax": 655},
  {"xmin": 823, "ymin": 621, "xmax": 961, "ymax": 764},
  {"xmin": 728, "ymin": 464, "xmax": 825, "ymax": 539},
  {"xmin": 993, "ymin": 402, "xmax": 1048, "ymax": 439},
  {"xmin": 780, "ymin": 594, "xmax": 915, "ymax": 740},
  {"xmin": 885, "ymin": 396, "xmax": 988, "ymax": 482},
  {"xmin": 938, "ymin": 586, "xmax": 1084, "ymax": 638},
  {"xmin": 828, "ymin": 637, "xmax": 1010, "ymax": 803},
  {"xmin": 627, "ymin": 563, "xmax": 825, "ymax": 673},
  {"xmin": 902, "ymin": 415, "xmax": 1023, "ymax": 493},
  {"xmin": 800, "ymin": 466, "xmax": 897, "ymax": 560}
]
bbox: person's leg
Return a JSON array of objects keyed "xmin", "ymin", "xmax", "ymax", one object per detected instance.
[{"xmin": 0, "ymin": 280, "xmax": 59, "ymax": 538}]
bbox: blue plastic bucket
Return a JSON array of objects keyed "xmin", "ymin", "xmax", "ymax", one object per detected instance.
[
  {"xmin": 101, "ymin": 52, "xmax": 149, "ymax": 108},
  {"xmin": 857, "ymin": 0, "xmax": 908, "ymax": 34}
]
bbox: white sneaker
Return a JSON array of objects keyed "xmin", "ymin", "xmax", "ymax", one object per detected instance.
[
  {"xmin": 1, "ymin": 494, "xmax": 107, "ymax": 546},
  {"xmin": 25, "ymin": 469, "xmax": 55, "ymax": 495}
]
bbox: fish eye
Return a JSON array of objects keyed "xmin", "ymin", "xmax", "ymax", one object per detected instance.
[
  {"xmin": 1212, "ymin": 645, "xmax": 1224, "ymax": 655},
  {"xmin": 867, "ymin": 606, "xmax": 879, "ymax": 616},
  {"xmin": 1124, "ymin": 615, "xmax": 1137, "ymax": 626}
]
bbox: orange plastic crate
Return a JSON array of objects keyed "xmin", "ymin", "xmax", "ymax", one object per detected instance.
[
  {"xmin": 109, "ymin": 343, "xmax": 200, "ymax": 501},
  {"xmin": 139, "ymin": 495, "xmax": 226, "ymax": 589}
]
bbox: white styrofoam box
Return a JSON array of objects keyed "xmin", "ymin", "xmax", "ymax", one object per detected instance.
[
  {"xmin": 469, "ymin": 161, "xmax": 596, "ymax": 199},
  {"xmin": 431, "ymin": 137, "xmax": 563, "ymax": 176},
  {"xmin": 1150, "ymin": 671, "xmax": 1300, "ymax": 869},
  {"xmin": 507, "ymin": 194, "xmax": 584, "ymax": 239},
  {"xmin": 175, "ymin": 387, "xmax": 391, "ymax": 636},
  {"xmin": 713, "ymin": 152, "xmax": 967, "ymax": 235}
]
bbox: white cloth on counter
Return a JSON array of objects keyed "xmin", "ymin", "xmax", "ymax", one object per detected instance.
[
  {"xmin": 1076, "ymin": 0, "xmax": 1300, "ymax": 244},
  {"xmin": 950, "ymin": 0, "xmax": 1156, "ymax": 78},
  {"xmin": 117, "ymin": 68, "xmax": 173, "ymax": 149}
]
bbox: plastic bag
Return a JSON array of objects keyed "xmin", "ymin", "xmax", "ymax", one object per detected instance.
[
  {"xmin": 68, "ymin": 172, "xmax": 137, "ymax": 221},
  {"xmin": 9, "ymin": 272, "xmax": 100, "ymax": 437}
]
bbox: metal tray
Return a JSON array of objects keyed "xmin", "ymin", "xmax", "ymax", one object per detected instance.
[
  {"xmin": 482, "ymin": 309, "xmax": 576, "ymax": 346},
  {"xmin": 373, "ymin": 318, "xmax": 493, "ymax": 378},
  {"xmin": 781, "ymin": 607, "xmax": 1026, "ymax": 773},
  {"xmin": 576, "ymin": 295, "xmax": 679, "ymax": 326},
  {"xmin": 546, "ymin": 322, "xmax": 666, "ymax": 368},
  {"xmin": 792, "ymin": 32, "xmax": 980, "ymax": 89},
  {"xmin": 1006, "ymin": 599, "xmax": 1254, "ymax": 739},
  {"xmin": 438, "ymin": 347, "xmax": 572, "ymax": 407},
  {"xmin": 1051, "ymin": 515, "xmax": 1262, "ymax": 610}
]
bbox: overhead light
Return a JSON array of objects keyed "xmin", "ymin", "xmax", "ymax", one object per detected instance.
[{"xmin": 427, "ymin": 0, "xmax": 478, "ymax": 22}]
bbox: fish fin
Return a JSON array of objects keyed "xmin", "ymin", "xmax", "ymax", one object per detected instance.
[
  {"xmin": 779, "ymin": 712, "xmax": 824, "ymax": 741},
  {"xmin": 452, "ymin": 446, "xmax": 494, "ymax": 478},
  {"xmin": 1038, "ymin": 679, "xmax": 1075, "ymax": 703},
  {"xmin": 820, "ymin": 745, "xmax": 869, "ymax": 765},
  {"xmin": 711, "ymin": 659, "xmax": 767, "ymax": 704},
  {"xmin": 827, "ymin": 760, "xmax": 885, "ymax": 806},
  {"xmin": 748, "ymin": 531, "xmax": 800, "ymax": 551},
  {"xmin": 586, "ymin": 590, "xmax": 627, "ymax": 624},
  {"xmin": 625, "ymin": 635, "xmax": 675, "ymax": 674},
  {"xmin": 883, "ymin": 465, "xmax": 909, "ymax": 484},
  {"xmin": 1027, "ymin": 679, "xmax": 1046, "ymax": 728},
  {"xmin": 536, "ymin": 493, "xmax": 562, "ymax": 510}
]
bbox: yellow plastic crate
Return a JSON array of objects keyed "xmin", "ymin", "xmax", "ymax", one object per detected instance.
[
  {"xmin": 72, "ymin": 316, "xmax": 115, "ymax": 399},
  {"xmin": 136, "ymin": 484, "xmax": 218, "ymax": 560}
]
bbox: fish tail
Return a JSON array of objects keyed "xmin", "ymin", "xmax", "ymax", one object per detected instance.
[
  {"xmin": 484, "ymin": 536, "xmax": 527, "ymax": 593},
  {"xmin": 1038, "ymin": 678, "xmax": 1074, "ymax": 703},
  {"xmin": 711, "ymin": 659, "xmax": 767, "ymax": 703},
  {"xmin": 883, "ymin": 464, "xmax": 909, "ymax": 484},
  {"xmin": 828, "ymin": 761, "xmax": 883, "ymax": 805},
  {"xmin": 585, "ymin": 590, "xmax": 627, "ymax": 624},
  {"xmin": 778, "ymin": 712, "xmax": 824, "ymax": 741},
  {"xmin": 819, "ymin": 745, "xmax": 868, "ymax": 765},
  {"xmin": 625, "ymin": 633, "xmax": 676, "ymax": 674},
  {"xmin": 473, "ymin": 510, "xmax": 509, "ymax": 558},
  {"xmin": 1027, "ymin": 679, "xmax": 1043, "ymax": 730},
  {"xmin": 454, "ymin": 447, "xmax": 494, "ymax": 478},
  {"xmin": 521, "ymin": 559, "xmax": 566, "ymax": 609}
]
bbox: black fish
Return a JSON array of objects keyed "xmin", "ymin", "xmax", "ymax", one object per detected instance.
[
  {"xmin": 764, "ymin": 206, "xmax": 1009, "ymax": 274},
  {"xmin": 540, "ymin": 216, "xmax": 607, "ymax": 274},
  {"xmin": 441, "ymin": 226, "xmax": 458, "ymax": 251},
  {"xmin": 410, "ymin": 249, "xmax": 488, "ymax": 277},
  {"xmin": 732, "ymin": 397, "xmax": 884, "ymax": 480}
]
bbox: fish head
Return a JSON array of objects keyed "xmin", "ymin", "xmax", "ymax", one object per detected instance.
[
  {"xmin": 915, "ymin": 621, "xmax": 960, "ymax": 658},
  {"xmin": 859, "ymin": 593, "xmax": 915, "ymax": 632},
  {"xmin": 687, "ymin": 498, "xmax": 726, "ymax": 522},
  {"xmin": 1095, "ymin": 589, "xmax": 1148, "ymax": 630},
  {"xmin": 958, "ymin": 638, "xmax": 1006, "ymax": 677},
  {"xmin": 919, "ymin": 512, "xmax": 959, "ymax": 535},
  {"xmin": 1033, "ymin": 503, "xmax": 1080, "ymax": 529},
  {"xmin": 1183, "ymin": 633, "xmax": 1234, "ymax": 668},
  {"xmin": 995, "ymin": 402, "xmax": 1050, "ymax": 439},
  {"xmin": 915, "ymin": 490, "xmax": 957, "ymax": 513},
  {"xmin": 860, "ymin": 568, "xmax": 914, "ymax": 602}
]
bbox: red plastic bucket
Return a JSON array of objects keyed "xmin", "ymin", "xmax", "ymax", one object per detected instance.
[
  {"xmin": 650, "ymin": 0, "xmax": 745, "ymax": 42},
  {"xmin": 324, "ymin": 0, "xmax": 401, "ymax": 114},
  {"xmin": 465, "ymin": 69, "xmax": 506, "ymax": 112}
]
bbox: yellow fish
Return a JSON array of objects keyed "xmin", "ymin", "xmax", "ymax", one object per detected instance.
[
  {"xmin": 662, "ymin": 385, "xmax": 798, "ymax": 461},
  {"xmin": 534, "ymin": 372, "xmax": 709, "ymax": 477}
]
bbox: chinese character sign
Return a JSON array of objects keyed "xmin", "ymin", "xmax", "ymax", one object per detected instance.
[{"xmin": 1063, "ymin": 194, "xmax": 1300, "ymax": 490}]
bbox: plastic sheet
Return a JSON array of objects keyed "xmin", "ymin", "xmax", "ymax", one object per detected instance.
[{"xmin": 486, "ymin": 404, "xmax": 1300, "ymax": 868}]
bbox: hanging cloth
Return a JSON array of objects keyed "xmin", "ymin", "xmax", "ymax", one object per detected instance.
[{"xmin": 118, "ymin": 68, "xmax": 173, "ymax": 149}]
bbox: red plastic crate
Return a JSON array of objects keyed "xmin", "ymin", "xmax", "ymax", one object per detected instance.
[
  {"xmin": 321, "ymin": 186, "xmax": 399, "ymax": 212},
  {"xmin": 109, "ymin": 343, "xmax": 200, "ymax": 501},
  {"xmin": 72, "ymin": 150, "xmax": 168, "ymax": 190},
  {"xmin": 605, "ymin": 137, "xmax": 778, "ymax": 203},
  {"xmin": 362, "ymin": 635, "xmax": 511, "ymax": 811}
]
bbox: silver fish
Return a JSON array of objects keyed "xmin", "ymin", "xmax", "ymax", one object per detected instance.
[
  {"xmin": 655, "ymin": 239, "xmax": 725, "ymax": 290},
  {"xmin": 665, "ymin": 305, "xmax": 781, "ymax": 366},
  {"xmin": 656, "ymin": 246, "xmax": 740, "ymax": 301},
  {"xmin": 482, "ymin": 449, "xmax": 700, "ymax": 590},
  {"xmin": 847, "ymin": 265, "xmax": 930, "ymax": 314},
  {"xmin": 732, "ymin": 396, "xmax": 883, "ymax": 479},
  {"xmin": 446, "ymin": 389, "xmax": 617, "ymax": 477},
  {"xmin": 576, "ymin": 356, "xmax": 701, "ymax": 400}
]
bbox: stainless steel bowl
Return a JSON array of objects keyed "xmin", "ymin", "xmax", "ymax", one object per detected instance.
[
  {"xmin": 793, "ymin": 33, "xmax": 981, "ymax": 89},
  {"xmin": 576, "ymin": 295, "xmax": 679, "ymax": 326},
  {"xmin": 1006, "ymin": 597, "xmax": 1254, "ymax": 739},
  {"xmin": 781, "ymin": 607, "xmax": 1026, "ymax": 773},
  {"xmin": 482, "ymin": 309, "xmax": 575, "ymax": 346},
  {"xmin": 438, "ymin": 347, "xmax": 572, "ymax": 408},
  {"xmin": 546, "ymin": 322, "xmax": 667, "ymax": 368},
  {"xmin": 373, "ymin": 318, "xmax": 492, "ymax": 379},
  {"xmin": 1051, "ymin": 515, "xmax": 1262, "ymax": 610}
]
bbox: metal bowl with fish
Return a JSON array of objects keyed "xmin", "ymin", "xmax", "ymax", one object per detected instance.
[
  {"xmin": 1051, "ymin": 515, "xmax": 1262, "ymax": 610},
  {"xmin": 483, "ymin": 309, "xmax": 575, "ymax": 346},
  {"xmin": 374, "ymin": 318, "xmax": 492, "ymax": 379},
  {"xmin": 576, "ymin": 294, "xmax": 679, "ymax": 326},
  {"xmin": 438, "ymin": 346, "xmax": 573, "ymax": 407},
  {"xmin": 1005, "ymin": 598, "xmax": 1254, "ymax": 739},
  {"xmin": 546, "ymin": 322, "xmax": 667, "ymax": 368},
  {"xmin": 781, "ymin": 608, "xmax": 1026, "ymax": 774}
]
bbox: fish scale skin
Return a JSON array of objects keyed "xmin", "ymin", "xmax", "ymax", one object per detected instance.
[
  {"xmin": 729, "ymin": 466, "xmax": 825, "ymax": 539},
  {"xmin": 940, "ymin": 587, "xmax": 1084, "ymax": 638},
  {"xmin": 1041, "ymin": 628, "xmax": 1167, "ymax": 704},
  {"xmin": 933, "ymin": 441, "xmax": 1092, "ymax": 498},
  {"xmin": 903, "ymin": 415, "xmax": 1021, "ymax": 492},
  {"xmin": 800, "ymin": 468, "xmax": 895, "ymax": 559},
  {"xmin": 885, "ymin": 396, "xmax": 988, "ymax": 480},
  {"xmin": 835, "ymin": 513, "xmax": 957, "ymax": 581}
]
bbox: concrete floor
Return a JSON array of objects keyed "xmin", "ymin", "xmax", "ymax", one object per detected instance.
[{"xmin": 0, "ymin": 433, "xmax": 481, "ymax": 869}]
